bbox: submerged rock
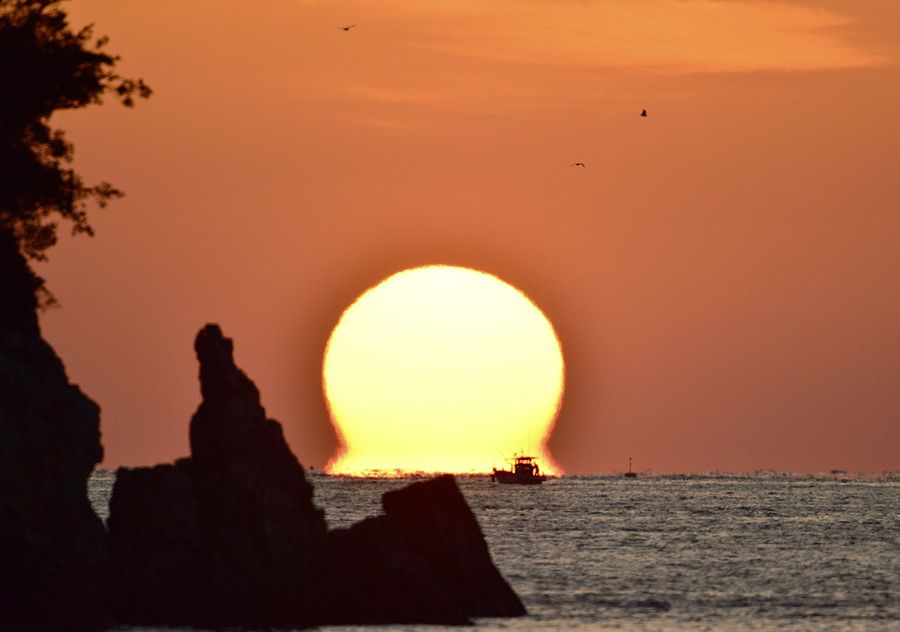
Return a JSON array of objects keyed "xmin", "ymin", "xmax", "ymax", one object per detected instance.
[
  {"xmin": 109, "ymin": 324, "xmax": 525, "ymax": 627},
  {"xmin": 0, "ymin": 229, "xmax": 109, "ymax": 631}
]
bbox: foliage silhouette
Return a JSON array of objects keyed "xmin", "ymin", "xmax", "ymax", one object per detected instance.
[{"xmin": 0, "ymin": 0, "xmax": 149, "ymax": 304}]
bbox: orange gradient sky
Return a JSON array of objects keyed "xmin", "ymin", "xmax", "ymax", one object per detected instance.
[{"xmin": 37, "ymin": 0, "xmax": 900, "ymax": 473}]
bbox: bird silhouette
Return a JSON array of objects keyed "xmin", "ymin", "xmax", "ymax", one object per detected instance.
[
  {"xmin": 338, "ymin": 24, "xmax": 356, "ymax": 31},
  {"xmin": 571, "ymin": 162, "xmax": 586, "ymax": 168},
  {"xmin": 640, "ymin": 109, "xmax": 648, "ymax": 117}
]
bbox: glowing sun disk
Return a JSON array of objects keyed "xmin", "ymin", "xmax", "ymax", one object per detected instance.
[{"xmin": 323, "ymin": 265, "xmax": 564, "ymax": 476}]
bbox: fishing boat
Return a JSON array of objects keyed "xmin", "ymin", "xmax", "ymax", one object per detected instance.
[
  {"xmin": 624, "ymin": 456, "xmax": 638, "ymax": 478},
  {"xmin": 491, "ymin": 454, "xmax": 546, "ymax": 485}
]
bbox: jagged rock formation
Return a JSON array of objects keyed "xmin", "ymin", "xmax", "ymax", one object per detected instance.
[
  {"xmin": 0, "ymin": 229, "xmax": 109, "ymax": 631},
  {"xmin": 109, "ymin": 324, "xmax": 327, "ymax": 627},
  {"xmin": 110, "ymin": 324, "xmax": 525, "ymax": 627}
]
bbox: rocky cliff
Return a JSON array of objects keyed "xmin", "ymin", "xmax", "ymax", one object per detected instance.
[
  {"xmin": 0, "ymin": 229, "xmax": 109, "ymax": 631},
  {"xmin": 110, "ymin": 324, "xmax": 525, "ymax": 627},
  {"xmin": 110, "ymin": 324, "xmax": 327, "ymax": 627},
  {"xmin": 1, "ymin": 224, "xmax": 525, "ymax": 628}
]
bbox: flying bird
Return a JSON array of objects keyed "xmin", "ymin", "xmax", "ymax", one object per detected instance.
[
  {"xmin": 338, "ymin": 24, "xmax": 357, "ymax": 31},
  {"xmin": 571, "ymin": 162, "xmax": 586, "ymax": 168},
  {"xmin": 640, "ymin": 109, "xmax": 648, "ymax": 117}
]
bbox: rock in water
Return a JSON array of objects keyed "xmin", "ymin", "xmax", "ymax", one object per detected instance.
[
  {"xmin": 110, "ymin": 324, "xmax": 327, "ymax": 627},
  {"xmin": 313, "ymin": 475, "xmax": 526, "ymax": 624},
  {"xmin": 0, "ymin": 229, "xmax": 109, "ymax": 631},
  {"xmin": 109, "ymin": 324, "xmax": 525, "ymax": 627},
  {"xmin": 380, "ymin": 476, "xmax": 525, "ymax": 618}
]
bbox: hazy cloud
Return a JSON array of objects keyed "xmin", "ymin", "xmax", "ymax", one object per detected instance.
[{"xmin": 326, "ymin": 0, "xmax": 885, "ymax": 74}]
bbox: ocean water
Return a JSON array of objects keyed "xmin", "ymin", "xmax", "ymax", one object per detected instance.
[{"xmin": 88, "ymin": 471, "xmax": 899, "ymax": 631}]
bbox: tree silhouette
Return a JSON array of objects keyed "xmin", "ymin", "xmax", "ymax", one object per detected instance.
[{"xmin": 0, "ymin": 0, "xmax": 150, "ymax": 303}]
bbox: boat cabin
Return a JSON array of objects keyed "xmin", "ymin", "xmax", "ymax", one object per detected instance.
[{"xmin": 513, "ymin": 455, "xmax": 540, "ymax": 477}]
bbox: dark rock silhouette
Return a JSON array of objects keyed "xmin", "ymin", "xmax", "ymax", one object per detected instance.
[
  {"xmin": 109, "ymin": 324, "xmax": 525, "ymax": 627},
  {"xmin": 0, "ymin": 229, "xmax": 109, "ymax": 631},
  {"xmin": 313, "ymin": 475, "xmax": 526, "ymax": 624},
  {"xmin": 110, "ymin": 324, "xmax": 327, "ymax": 627}
]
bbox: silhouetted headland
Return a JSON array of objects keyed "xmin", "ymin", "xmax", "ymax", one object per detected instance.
[{"xmin": 0, "ymin": 229, "xmax": 109, "ymax": 631}]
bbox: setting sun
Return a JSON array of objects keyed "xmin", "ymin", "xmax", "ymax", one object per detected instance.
[{"xmin": 323, "ymin": 266, "xmax": 564, "ymax": 475}]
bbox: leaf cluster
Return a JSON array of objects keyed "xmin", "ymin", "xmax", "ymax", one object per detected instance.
[{"xmin": 0, "ymin": 0, "xmax": 150, "ymax": 280}]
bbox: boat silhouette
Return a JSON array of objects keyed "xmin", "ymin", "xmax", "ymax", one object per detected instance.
[{"xmin": 491, "ymin": 454, "xmax": 546, "ymax": 485}]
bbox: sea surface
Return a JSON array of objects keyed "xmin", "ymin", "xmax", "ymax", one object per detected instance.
[{"xmin": 88, "ymin": 471, "xmax": 899, "ymax": 631}]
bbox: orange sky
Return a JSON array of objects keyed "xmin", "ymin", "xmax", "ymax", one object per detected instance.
[{"xmin": 38, "ymin": 0, "xmax": 900, "ymax": 473}]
